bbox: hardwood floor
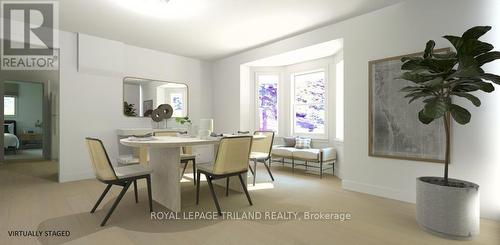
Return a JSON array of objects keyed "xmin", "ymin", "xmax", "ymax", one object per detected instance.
[{"xmin": 0, "ymin": 160, "xmax": 499, "ymax": 245}]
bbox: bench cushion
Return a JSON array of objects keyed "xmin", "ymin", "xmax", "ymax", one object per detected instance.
[
  {"xmin": 293, "ymin": 149, "xmax": 320, "ymax": 160},
  {"xmin": 271, "ymin": 147, "xmax": 296, "ymax": 157}
]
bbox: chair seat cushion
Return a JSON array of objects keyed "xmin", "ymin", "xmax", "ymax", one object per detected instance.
[
  {"xmin": 249, "ymin": 152, "xmax": 269, "ymax": 160},
  {"xmin": 293, "ymin": 149, "xmax": 320, "ymax": 160},
  {"xmin": 196, "ymin": 163, "xmax": 214, "ymax": 173},
  {"xmin": 181, "ymin": 153, "xmax": 196, "ymax": 160},
  {"xmin": 271, "ymin": 147, "xmax": 296, "ymax": 157},
  {"xmin": 115, "ymin": 164, "xmax": 152, "ymax": 179}
]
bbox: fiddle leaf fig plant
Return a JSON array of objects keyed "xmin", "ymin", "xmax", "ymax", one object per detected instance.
[{"xmin": 400, "ymin": 26, "xmax": 500, "ymax": 185}]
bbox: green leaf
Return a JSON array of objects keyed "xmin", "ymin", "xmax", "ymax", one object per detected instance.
[
  {"xmin": 460, "ymin": 39, "xmax": 494, "ymax": 56},
  {"xmin": 476, "ymin": 51, "xmax": 500, "ymax": 66},
  {"xmin": 399, "ymin": 86, "xmax": 423, "ymax": 92},
  {"xmin": 449, "ymin": 66, "xmax": 483, "ymax": 78},
  {"xmin": 401, "ymin": 59, "xmax": 429, "ymax": 71},
  {"xmin": 452, "ymin": 80, "xmax": 494, "ymax": 93},
  {"xmin": 476, "ymin": 81, "xmax": 495, "ymax": 92},
  {"xmin": 450, "ymin": 104, "xmax": 471, "ymax": 124},
  {"xmin": 451, "ymin": 92, "xmax": 481, "ymax": 106},
  {"xmin": 424, "ymin": 40, "xmax": 436, "ymax": 58},
  {"xmin": 423, "ymin": 77, "xmax": 444, "ymax": 87},
  {"xmin": 462, "ymin": 26, "xmax": 491, "ymax": 40},
  {"xmin": 418, "ymin": 109, "xmax": 434, "ymax": 124},
  {"xmin": 458, "ymin": 55, "xmax": 478, "ymax": 69},
  {"xmin": 399, "ymin": 71, "xmax": 435, "ymax": 83},
  {"xmin": 423, "ymin": 58, "xmax": 457, "ymax": 72},
  {"xmin": 480, "ymin": 73, "xmax": 500, "ymax": 85},
  {"xmin": 443, "ymin": 35, "xmax": 463, "ymax": 50},
  {"xmin": 423, "ymin": 99, "xmax": 448, "ymax": 119},
  {"xmin": 406, "ymin": 92, "xmax": 432, "ymax": 103}
]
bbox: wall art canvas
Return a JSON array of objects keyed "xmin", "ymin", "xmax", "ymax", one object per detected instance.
[{"xmin": 368, "ymin": 49, "xmax": 449, "ymax": 163}]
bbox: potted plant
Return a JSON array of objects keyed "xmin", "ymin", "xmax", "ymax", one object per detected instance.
[
  {"xmin": 400, "ymin": 26, "xmax": 500, "ymax": 239},
  {"xmin": 123, "ymin": 101, "xmax": 137, "ymax": 117}
]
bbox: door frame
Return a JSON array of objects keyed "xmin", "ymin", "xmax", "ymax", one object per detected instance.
[{"xmin": 0, "ymin": 79, "xmax": 51, "ymax": 162}]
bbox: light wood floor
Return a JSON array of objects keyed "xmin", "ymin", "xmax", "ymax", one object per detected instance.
[{"xmin": 0, "ymin": 161, "xmax": 499, "ymax": 245}]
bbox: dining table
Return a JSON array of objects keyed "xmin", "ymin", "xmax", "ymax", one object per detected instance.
[{"xmin": 120, "ymin": 135, "xmax": 265, "ymax": 212}]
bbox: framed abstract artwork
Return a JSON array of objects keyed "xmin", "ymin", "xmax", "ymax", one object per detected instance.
[{"xmin": 368, "ymin": 48, "xmax": 450, "ymax": 163}]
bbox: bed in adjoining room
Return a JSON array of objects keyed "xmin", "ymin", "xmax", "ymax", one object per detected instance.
[{"xmin": 4, "ymin": 120, "xmax": 19, "ymax": 154}]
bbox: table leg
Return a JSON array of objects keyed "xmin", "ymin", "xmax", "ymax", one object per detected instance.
[{"xmin": 149, "ymin": 147, "xmax": 181, "ymax": 212}]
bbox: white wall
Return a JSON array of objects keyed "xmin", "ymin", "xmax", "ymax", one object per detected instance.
[
  {"xmin": 59, "ymin": 32, "xmax": 213, "ymax": 182},
  {"xmin": 212, "ymin": 0, "xmax": 500, "ymax": 221}
]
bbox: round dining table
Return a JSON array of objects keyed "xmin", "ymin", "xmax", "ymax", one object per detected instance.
[{"xmin": 120, "ymin": 135, "xmax": 265, "ymax": 212}]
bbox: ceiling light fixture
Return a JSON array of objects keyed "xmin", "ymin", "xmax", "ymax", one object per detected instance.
[{"xmin": 112, "ymin": 0, "xmax": 205, "ymax": 19}]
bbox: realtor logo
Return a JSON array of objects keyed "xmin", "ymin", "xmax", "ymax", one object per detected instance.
[{"xmin": 1, "ymin": 1, "xmax": 59, "ymax": 70}]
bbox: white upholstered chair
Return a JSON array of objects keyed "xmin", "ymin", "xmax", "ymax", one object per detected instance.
[
  {"xmin": 85, "ymin": 137, "xmax": 153, "ymax": 226},
  {"xmin": 196, "ymin": 136, "xmax": 253, "ymax": 215},
  {"xmin": 248, "ymin": 131, "xmax": 275, "ymax": 186}
]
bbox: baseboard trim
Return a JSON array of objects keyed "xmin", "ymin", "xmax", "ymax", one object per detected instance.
[{"xmin": 342, "ymin": 179, "xmax": 415, "ymax": 203}]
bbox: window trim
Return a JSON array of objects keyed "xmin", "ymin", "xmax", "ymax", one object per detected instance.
[
  {"xmin": 4, "ymin": 95, "xmax": 17, "ymax": 117},
  {"xmin": 291, "ymin": 68, "xmax": 329, "ymax": 139},
  {"xmin": 254, "ymin": 71, "xmax": 280, "ymax": 134}
]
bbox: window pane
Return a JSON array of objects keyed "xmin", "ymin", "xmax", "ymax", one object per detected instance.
[
  {"xmin": 170, "ymin": 93, "xmax": 183, "ymax": 117},
  {"xmin": 257, "ymin": 74, "xmax": 278, "ymax": 131},
  {"xmin": 4, "ymin": 97, "xmax": 15, "ymax": 115},
  {"xmin": 294, "ymin": 104, "xmax": 325, "ymax": 134},
  {"xmin": 294, "ymin": 71, "xmax": 325, "ymax": 104}
]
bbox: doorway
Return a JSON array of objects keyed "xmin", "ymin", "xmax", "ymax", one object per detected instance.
[{"xmin": 1, "ymin": 80, "xmax": 51, "ymax": 162}]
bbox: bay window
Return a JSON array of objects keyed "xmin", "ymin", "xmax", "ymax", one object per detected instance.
[
  {"xmin": 256, "ymin": 74, "xmax": 279, "ymax": 132},
  {"xmin": 292, "ymin": 70, "xmax": 327, "ymax": 137}
]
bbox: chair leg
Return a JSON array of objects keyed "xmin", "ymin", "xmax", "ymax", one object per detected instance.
[
  {"xmin": 181, "ymin": 161, "xmax": 188, "ymax": 179},
  {"xmin": 238, "ymin": 174, "xmax": 253, "ymax": 205},
  {"xmin": 226, "ymin": 177, "xmax": 230, "ymax": 196},
  {"xmin": 100, "ymin": 181, "xmax": 131, "ymax": 226},
  {"xmin": 192, "ymin": 159, "xmax": 196, "ymax": 186},
  {"xmin": 263, "ymin": 160, "xmax": 274, "ymax": 181},
  {"xmin": 133, "ymin": 180, "xmax": 138, "ymax": 203},
  {"xmin": 91, "ymin": 184, "xmax": 112, "ymax": 213},
  {"xmin": 282, "ymin": 157, "xmax": 284, "ymax": 166},
  {"xmin": 206, "ymin": 176, "xmax": 222, "ymax": 215},
  {"xmin": 196, "ymin": 171, "xmax": 201, "ymax": 205},
  {"xmin": 146, "ymin": 175, "xmax": 153, "ymax": 212},
  {"xmin": 253, "ymin": 159, "xmax": 257, "ymax": 186},
  {"xmin": 292, "ymin": 158, "xmax": 295, "ymax": 173},
  {"xmin": 248, "ymin": 163, "xmax": 254, "ymax": 176},
  {"xmin": 320, "ymin": 160, "xmax": 323, "ymax": 179},
  {"xmin": 333, "ymin": 161, "xmax": 335, "ymax": 175},
  {"xmin": 305, "ymin": 161, "xmax": 308, "ymax": 171}
]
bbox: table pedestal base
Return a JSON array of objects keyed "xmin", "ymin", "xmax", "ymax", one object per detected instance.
[{"xmin": 149, "ymin": 147, "xmax": 181, "ymax": 212}]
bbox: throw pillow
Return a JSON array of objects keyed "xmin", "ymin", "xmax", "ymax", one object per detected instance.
[
  {"xmin": 283, "ymin": 137, "xmax": 296, "ymax": 147},
  {"xmin": 295, "ymin": 137, "xmax": 311, "ymax": 149}
]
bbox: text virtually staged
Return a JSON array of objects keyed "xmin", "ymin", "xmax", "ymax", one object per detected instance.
[{"xmin": 1, "ymin": 0, "xmax": 499, "ymax": 245}]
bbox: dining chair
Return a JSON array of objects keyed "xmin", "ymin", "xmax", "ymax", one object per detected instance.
[
  {"xmin": 85, "ymin": 137, "xmax": 153, "ymax": 226},
  {"xmin": 153, "ymin": 131, "xmax": 197, "ymax": 185},
  {"xmin": 248, "ymin": 131, "xmax": 275, "ymax": 186},
  {"xmin": 196, "ymin": 136, "xmax": 253, "ymax": 215}
]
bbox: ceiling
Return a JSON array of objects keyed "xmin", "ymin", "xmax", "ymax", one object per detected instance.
[
  {"xmin": 245, "ymin": 39, "xmax": 343, "ymax": 67},
  {"xmin": 59, "ymin": 0, "xmax": 404, "ymax": 60}
]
